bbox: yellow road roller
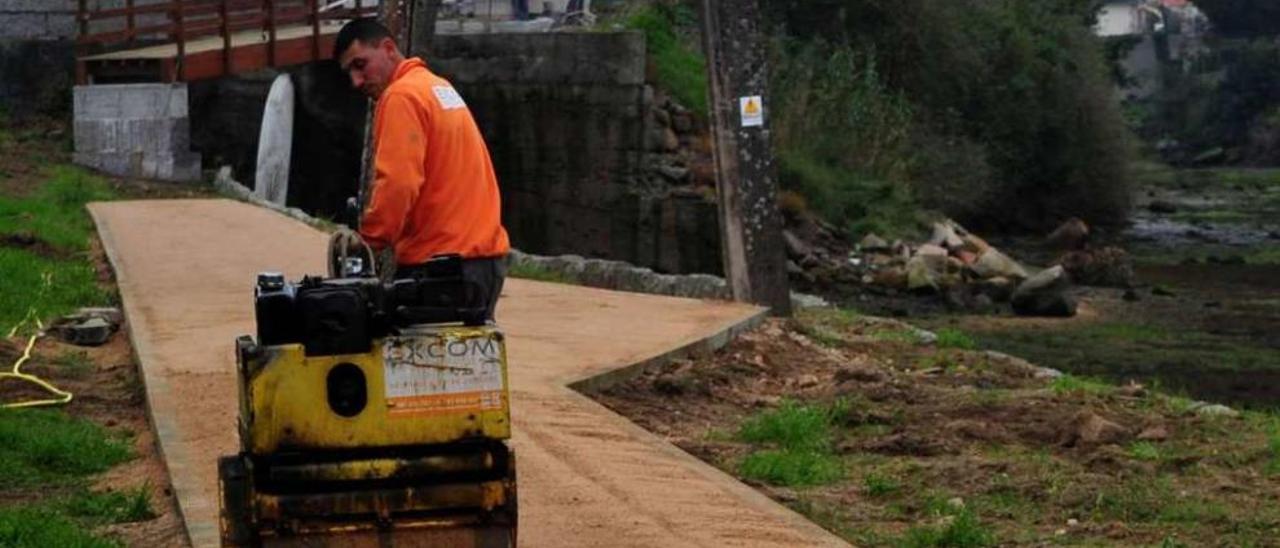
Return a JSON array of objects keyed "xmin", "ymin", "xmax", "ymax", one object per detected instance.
[{"xmin": 218, "ymin": 253, "xmax": 516, "ymax": 546}]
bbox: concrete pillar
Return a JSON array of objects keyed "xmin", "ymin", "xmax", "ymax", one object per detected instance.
[{"xmin": 73, "ymin": 83, "xmax": 202, "ymax": 182}]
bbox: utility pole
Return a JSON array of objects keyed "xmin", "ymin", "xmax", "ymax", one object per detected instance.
[
  {"xmin": 698, "ymin": 0, "xmax": 792, "ymax": 316},
  {"xmin": 408, "ymin": 0, "xmax": 443, "ymax": 58}
]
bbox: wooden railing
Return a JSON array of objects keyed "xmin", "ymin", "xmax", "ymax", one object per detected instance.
[{"xmin": 76, "ymin": 0, "xmax": 379, "ymax": 81}]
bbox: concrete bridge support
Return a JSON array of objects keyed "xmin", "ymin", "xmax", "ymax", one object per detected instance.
[{"xmin": 73, "ymin": 83, "xmax": 202, "ymax": 182}]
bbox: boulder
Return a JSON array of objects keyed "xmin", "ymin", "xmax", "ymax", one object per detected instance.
[
  {"xmin": 928, "ymin": 221, "xmax": 964, "ymax": 249},
  {"xmin": 1046, "ymin": 217, "xmax": 1090, "ymax": 251},
  {"xmin": 48, "ymin": 307, "xmax": 123, "ymax": 346},
  {"xmin": 782, "ymin": 230, "xmax": 811, "ymax": 260},
  {"xmin": 953, "ymin": 250, "xmax": 979, "ymax": 265},
  {"xmin": 960, "ymin": 233, "xmax": 991, "ymax": 254},
  {"xmin": 971, "ymin": 248, "xmax": 1029, "ymax": 280},
  {"xmin": 1011, "ymin": 266, "xmax": 1077, "ymax": 317},
  {"xmin": 859, "ymin": 233, "xmax": 890, "ymax": 251},
  {"xmin": 872, "ymin": 267, "xmax": 909, "ymax": 289},
  {"xmin": 975, "ymin": 276, "xmax": 1016, "ymax": 302},
  {"xmin": 1054, "ymin": 246, "xmax": 1134, "ymax": 288},
  {"xmin": 906, "ymin": 254, "xmax": 947, "ymax": 292},
  {"xmin": 915, "ymin": 243, "xmax": 949, "ymax": 258}
]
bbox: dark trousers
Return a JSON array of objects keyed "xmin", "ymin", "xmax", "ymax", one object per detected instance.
[
  {"xmin": 397, "ymin": 256, "xmax": 507, "ymax": 321},
  {"xmin": 511, "ymin": 0, "xmax": 529, "ymax": 20}
]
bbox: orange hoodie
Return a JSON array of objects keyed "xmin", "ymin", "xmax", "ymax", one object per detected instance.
[{"xmin": 360, "ymin": 58, "xmax": 510, "ymax": 265}]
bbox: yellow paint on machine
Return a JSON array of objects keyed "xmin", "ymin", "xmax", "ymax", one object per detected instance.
[{"xmin": 240, "ymin": 325, "xmax": 512, "ymax": 455}]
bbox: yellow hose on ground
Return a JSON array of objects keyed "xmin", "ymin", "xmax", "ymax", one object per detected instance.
[{"xmin": 1, "ymin": 273, "xmax": 74, "ymax": 409}]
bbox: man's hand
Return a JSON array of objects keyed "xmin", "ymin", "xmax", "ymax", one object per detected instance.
[{"xmin": 328, "ymin": 228, "xmax": 376, "ymax": 278}]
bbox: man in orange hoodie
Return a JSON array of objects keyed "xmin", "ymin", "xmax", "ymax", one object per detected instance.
[{"xmin": 335, "ymin": 18, "xmax": 510, "ymax": 319}]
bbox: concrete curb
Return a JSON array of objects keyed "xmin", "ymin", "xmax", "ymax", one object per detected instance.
[
  {"xmin": 88, "ymin": 204, "xmax": 214, "ymax": 547},
  {"xmin": 567, "ymin": 306, "xmax": 770, "ymax": 394}
]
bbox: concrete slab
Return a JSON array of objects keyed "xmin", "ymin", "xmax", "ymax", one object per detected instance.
[{"xmin": 90, "ymin": 199, "xmax": 849, "ymax": 548}]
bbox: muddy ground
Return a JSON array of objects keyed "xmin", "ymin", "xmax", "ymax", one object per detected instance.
[{"xmin": 592, "ymin": 312, "xmax": 1280, "ymax": 546}]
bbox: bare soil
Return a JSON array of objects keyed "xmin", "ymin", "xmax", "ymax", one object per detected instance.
[
  {"xmin": 592, "ymin": 313, "xmax": 1280, "ymax": 546},
  {"xmin": 0, "ymin": 332, "xmax": 188, "ymax": 547}
]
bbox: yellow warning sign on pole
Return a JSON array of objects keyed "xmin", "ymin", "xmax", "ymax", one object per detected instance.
[{"xmin": 739, "ymin": 95, "xmax": 764, "ymax": 127}]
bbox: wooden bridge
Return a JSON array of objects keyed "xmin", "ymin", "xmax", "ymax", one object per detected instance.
[{"xmin": 75, "ymin": 0, "xmax": 384, "ymax": 84}]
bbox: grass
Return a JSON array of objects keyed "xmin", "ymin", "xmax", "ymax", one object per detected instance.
[
  {"xmin": 739, "ymin": 449, "xmax": 844, "ymax": 487},
  {"xmin": 870, "ymin": 327, "xmax": 922, "ymax": 344},
  {"xmin": 934, "ymin": 328, "xmax": 977, "ymax": 350},
  {"xmin": 0, "ymin": 409, "xmax": 132, "ymax": 489},
  {"xmin": 507, "ymin": 262, "xmax": 577, "ymax": 284},
  {"xmin": 737, "ymin": 400, "xmax": 846, "ymax": 487},
  {"xmin": 0, "ymin": 166, "xmax": 115, "ymax": 332},
  {"xmin": 1128, "ymin": 441, "xmax": 1162, "ymax": 461},
  {"xmin": 1048, "ymin": 375, "xmax": 1113, "ymax": 396},
  {"xmin": 738, "ymin": 400, "xmax": 842, "ymax": 452},
  {"xmin": 863, "ymin": 471, "xmax": 900, "ymax": 497},
  {"xmin": 1266, "ymin": 420, "xmax": 1280, "ymax": 476},
  {"xmin": 0, "ymin": 166, "xmax": 115, "ymax": 251},
  {"xmin": 899, "ymin": 502, "xmax": 997, "ymax": 548},
  {"xmin": 61, "ymin": 486, "xmax": 155, "ymax": 524},
  {"xmin": 618, "ymin": 4, "xmax": 707, "ymax": 116},
  {"xmin": 0, "ymin": 506, "xmax": 120, "ymax": 548}
]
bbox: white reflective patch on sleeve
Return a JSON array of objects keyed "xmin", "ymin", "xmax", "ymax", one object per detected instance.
[{"xmin": 432, "ymin": 86, "xmax": 467, "ymax": 110}]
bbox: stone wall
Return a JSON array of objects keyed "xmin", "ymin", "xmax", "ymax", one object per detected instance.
[
  {"xmin": 185, "ymin": 31, "xmax": 723, "ymax": 275},
  {"xmin": 0, "ymin": 0, "xmax": 168, "ymax": 118},
  {"xmin": 431, "ymin": 31, "xmax": 723, "ymax": 275},
  {"xmin": 0, "ymin": 0, "xmax": 76, "ymax": 118}
]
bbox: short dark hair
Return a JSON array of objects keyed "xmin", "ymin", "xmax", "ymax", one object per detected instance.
[{"xmin": 333, "ymin": 18, "xmax": 393, "ymax": 60}]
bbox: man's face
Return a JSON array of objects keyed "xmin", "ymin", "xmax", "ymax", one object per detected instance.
[{"xmin": 339, "ymin": 38, "xmax": 397, "ymax": 99}]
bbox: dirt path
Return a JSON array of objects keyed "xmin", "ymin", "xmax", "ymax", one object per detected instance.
[{"xmin": 89, "ymin": 199, "xmax": 848, "ymax": 548}]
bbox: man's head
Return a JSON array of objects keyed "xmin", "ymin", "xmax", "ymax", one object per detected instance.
[{"xmin": 334, "ymin": 18, "xmax": 404, "ymax": 99}]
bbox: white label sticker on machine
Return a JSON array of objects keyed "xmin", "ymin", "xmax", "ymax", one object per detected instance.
[{"xmin": 383, "ymin": 333, "xmax": 505, "ymax": 417}]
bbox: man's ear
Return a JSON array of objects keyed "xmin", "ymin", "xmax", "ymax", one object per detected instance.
[{"xmin": 379, "ymin": 37, "xmax": 398, "ymax": 56}]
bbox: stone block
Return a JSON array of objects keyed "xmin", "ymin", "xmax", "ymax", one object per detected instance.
[
  {"xmin": 74, "ymin": 150, "xmax": 201, "ymax": 182},
  {"xmin": 74, "ymin": 84, "xmax": 189, "ymax": 120},
  {"xmin": 74, "ymin": 117, "xmax": 191, "ymax": 155},
  {"xmin": 0, "ymin": 1, "xmax": 75, "ymax": 13}
]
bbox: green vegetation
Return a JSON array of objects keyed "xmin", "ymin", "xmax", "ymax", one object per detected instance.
[
  {"xmin": 766, "ymin": 0, "xmax": 1132, "ymax": 232},
  {"xmin": 934, "ymin": 328, "xmax": 977, "ymax": 350},
  {"xmin": 898, "ymin": 498, "xmax": 996, "ymax": 548},
  {"xmin": 0, "ymin": 166, "xmax": 115, "ymax": 251},
  {"xmin": 0, "ymin": 148, "xmax": 141, "ymax": 545},
  {"xmin": 1128, "ymin": 441, "xmax": 1162, "ymax": 462},
  {"xmin": 0, "ymin": 507, "xmax": 119, "ymax": 548},
  {"xmin": 61, "ymin": 486, "xmax": 155, "ymax": 524},
  {"xmin": 862, "ymin": 471, "xmax": 900, "ymax": 497},
  {"xmin": 617, "ymin": 4, "xmax": 707, "ymax": 116},
  {"xmin": 0, "ymin": 409, "xmax": 132, "ymax": 489},
  {"xmin": 0, "ymin": 166, "xmax": 115, "ymax": 332},
  {"xmin": 619, "ymin": 0, "xmax": 1132, "ymax": 235},
  {"xmin": 1266, "ymin": 420, "xmax": 1280, "ymax": 476},
  {"xmin": 737, "ymin": 400, "xmax": 845, "ymax": 486},
  {"xmin": 1049, "ymin": 375, "xmax": 1114, "ymax": 396}
]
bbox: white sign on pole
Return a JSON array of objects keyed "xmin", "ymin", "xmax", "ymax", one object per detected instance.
[{"xmin": 739, "ymin": 95, "xmax": 764, "ymax": 127}]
